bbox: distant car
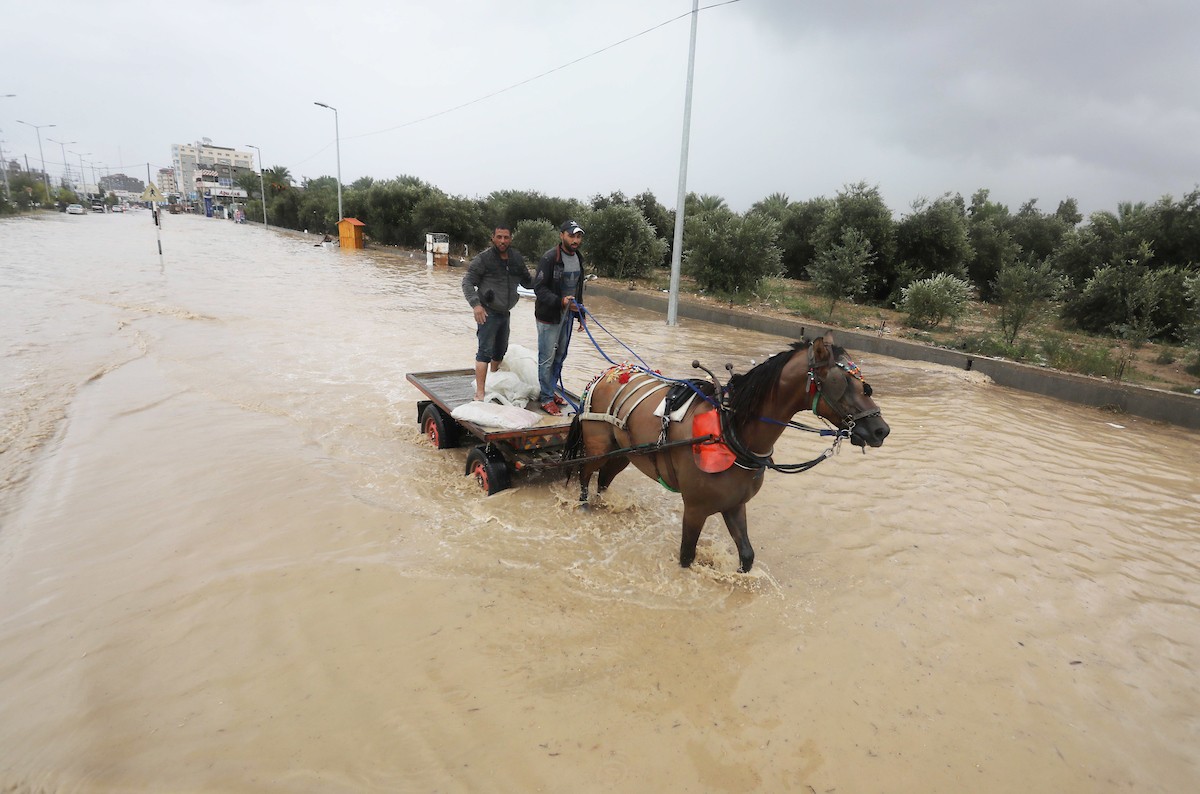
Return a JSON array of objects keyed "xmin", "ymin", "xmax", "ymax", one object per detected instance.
[
  {"xmin": 91, "ymin": 202, "xmax": 105, "ymax": 212},
  {"xmin": 67, "ymin": 204, "xmax": 85, "ymax": 215},
  {"xmin": 111, "ymin": 205, "xmax": 124, "ymax": 213}
]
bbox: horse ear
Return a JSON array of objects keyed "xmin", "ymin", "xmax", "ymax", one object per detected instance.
[
  {"xmin": 823, "ymin": 330, "xmax": 836, "ymax": 346},
  {"xmin": 811, "ymin": 334, "xmax": 827, "ymax": 362}
]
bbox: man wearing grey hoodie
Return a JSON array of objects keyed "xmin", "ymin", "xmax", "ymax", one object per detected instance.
[{"xmin": 462, "ymin": 224, "xmax": 532, "ymax": 401}]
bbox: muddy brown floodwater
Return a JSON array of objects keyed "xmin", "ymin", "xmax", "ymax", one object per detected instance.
[{"xmin": 1, "ymin": 212, "xmax": 1198, "ymax": 792}]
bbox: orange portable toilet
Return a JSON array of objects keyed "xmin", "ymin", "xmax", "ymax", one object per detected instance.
[{"xmin": 337, "ymin": 217, "xmax": 366, "ymax": 249}]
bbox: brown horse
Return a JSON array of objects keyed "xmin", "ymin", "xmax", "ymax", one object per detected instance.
[{"xmin": 561, "ymin": 332, "xmax": 889, "ymax": 572}]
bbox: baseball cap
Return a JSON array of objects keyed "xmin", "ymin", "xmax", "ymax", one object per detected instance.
[{"xmin": 560, "ymin": 220, "xmax": 584, "ymax": 235}]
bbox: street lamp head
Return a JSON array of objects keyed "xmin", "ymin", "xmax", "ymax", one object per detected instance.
[{"xmin": 314, "ymin": 101, "xmax": 336, "ymax": 111}]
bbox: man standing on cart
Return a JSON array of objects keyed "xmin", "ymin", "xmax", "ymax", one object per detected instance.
[
  {"xmin": 462, "ymin": 224, "xmax": 532, "ymax": 401},
  {"xmin": 533, "ymin": 220, "xmax": 586, "ymax": 416}
]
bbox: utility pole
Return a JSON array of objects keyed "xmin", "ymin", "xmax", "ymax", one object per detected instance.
[
  {"xmin": 0, "ymin": 136, "xmax": 10, "ymax": 201},
  {"xmin": 16, "ymin": 119, "xmax": 55, "ymax": 201},
  {"xmin": 667, "ymin": 0, "xmax": 700, "ymax": 326},
  {"xmin": 246, "ymin": 144, "xmax": 268, "ymax": 228},
  {"xmin": 314, "ymin": 102, "xmax": 343, "ymax": 220}
]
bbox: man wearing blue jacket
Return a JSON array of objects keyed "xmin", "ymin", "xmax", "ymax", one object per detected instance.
[{"xmin": 462, "ymin": 224, "xmax": 532, "ymax": 401}]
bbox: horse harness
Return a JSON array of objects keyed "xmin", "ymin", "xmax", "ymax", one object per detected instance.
[
  {"xmin": 575, "ymin": 343, "xmax": 877, "ymax": 479},
  {"xmin": 577, "ymin": 370, "xmax": 706, "ymax": 488}
]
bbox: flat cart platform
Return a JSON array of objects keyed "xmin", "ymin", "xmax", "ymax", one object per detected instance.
[{"xmin": 407, "ymin": 368, "xmax": 576, "ymax": 494}]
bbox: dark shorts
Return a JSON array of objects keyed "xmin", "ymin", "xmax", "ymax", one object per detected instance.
[{"xmin": 475, "ymin": 310, "xmax": 510, "ymax": 363}]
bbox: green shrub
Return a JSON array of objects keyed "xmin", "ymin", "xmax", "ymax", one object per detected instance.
[
  {"xmin": 952, "ymin": 333, "xmax": 1036, "ymax": 360},
  {"xmin": 1042, "ymin": 340, "xmax": 1118, "ymax": 378},
  {"xmin": 898, "ymin": 272, "xmax": 973, "ymax": 328}
]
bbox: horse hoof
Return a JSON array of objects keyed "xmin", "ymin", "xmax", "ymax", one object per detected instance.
[{"xmin": 679, "ymin": 556, "xmax": 694, "ymax": 569}]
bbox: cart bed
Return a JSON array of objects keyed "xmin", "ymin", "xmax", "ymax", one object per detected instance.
[{"xmin": 407, "ymin": 368, "xmax": 575, "ymax": 451}]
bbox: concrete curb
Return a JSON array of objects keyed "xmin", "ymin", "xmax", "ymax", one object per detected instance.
[{"xmin": 587, "ymin": 283, "xmax": 1200, "ymax": 431}]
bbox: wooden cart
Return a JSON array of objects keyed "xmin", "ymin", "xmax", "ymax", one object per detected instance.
[{"xmin": 407, "ymin": 368, "xmax": 577, "ymax": 495}]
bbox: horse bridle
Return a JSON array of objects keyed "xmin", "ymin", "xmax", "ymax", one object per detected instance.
[{"xmin": 807, "ymin": 346, "xmax": 882, "ymax": 426}]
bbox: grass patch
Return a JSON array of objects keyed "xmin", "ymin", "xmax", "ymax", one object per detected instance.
[{"xmin": 1042, "ymin": 337, "xmax": 1118, "ymax": 378}]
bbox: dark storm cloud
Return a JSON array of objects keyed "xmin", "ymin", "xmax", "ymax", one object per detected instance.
[{"xmin": 733, "ymin": 0, "xmax": 1200, "ymax": 210}]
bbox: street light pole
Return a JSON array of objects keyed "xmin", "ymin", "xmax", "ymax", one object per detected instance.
[
  {"xmin": 246, "ymin": 143, "xmax": 268, "ymax": 228},
  {"xmin": 313, "ymin": 101, "xmax": 343, "ymax": 220},
  {"xmin": 16, "ymin": 119, "xmax": 55, "ymax": 200},
  {"xmin": 667, "ymin": 0, "xmax": 700, "ymax": 327},
  {"xmin": 0, "ymin": 95, "xmax": 14, "ymax": 202},
  {"xmin": 71, "ymin": 150, "xmax": 91, "ymax": 200},
  {"xmin": 47, "ymin": 137, "xmax": 76, "ymax": 191},
  {"xmin": 0, "ymin": 136, "xmax": 10, "ymax": 202}
]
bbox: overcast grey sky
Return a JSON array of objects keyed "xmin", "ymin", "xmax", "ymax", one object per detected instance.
[{"xmin": 4, "ymin": 0, "xmax": 1197, "ymax": 217}]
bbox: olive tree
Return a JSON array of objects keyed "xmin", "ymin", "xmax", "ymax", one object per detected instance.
[
  {"xmin": 814, "ymin": 182, "xmax": 897, "ymax": 300},
  {"xmin": 808, "ymin": 227, "xmax": 872, "ymax": 320},
  {"xmin": 895, "ymin": 194, "xmax": 973, "ymax": 283},
  {"xmin": 512, "ymin": 219, "xmax": 557, "ymax": 263},
  {"xmin": 992, "ymin": 259, "xmax": 1062, "ymax": 344},
  {"xmin": 581, "ymin": 204, "xmax": 667, "ymax": 280},
  {"xmin": 684, "ymin": 208, "xmax": 781, "ymax": 295}
]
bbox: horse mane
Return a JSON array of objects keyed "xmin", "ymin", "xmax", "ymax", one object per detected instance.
[{"xmin": 725, "ymin": 340, "xmax": 808, "ymax": 431}]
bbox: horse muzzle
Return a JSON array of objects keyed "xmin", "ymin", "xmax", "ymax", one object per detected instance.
[{"xmin": 849, "ymin": 412, "xmax": 889, "ymax": 448}]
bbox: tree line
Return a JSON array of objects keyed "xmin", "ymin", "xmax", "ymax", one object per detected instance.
[{"xmin": 236, "ymin": 170, "xmax": 1200, "ymax": 361}]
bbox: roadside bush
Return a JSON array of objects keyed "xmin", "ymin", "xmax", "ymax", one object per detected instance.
[
  {"xmin": 897, "ymin": 272, "xmax": 972, "ymax": 329},
  {"xmin": 952, "ymin": 332, "xmax": 1031, "ymax": 360},
  {"xmin": 1040, "ymin": 335, "xmax": 1118, "ymax": 378}
]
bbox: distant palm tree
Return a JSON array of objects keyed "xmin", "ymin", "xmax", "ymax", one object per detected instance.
[
  {"xmin": 264, "ymin": 166, "xmax": 292, "ymax": 196},
  {"xmin": 686, "ymin": 192, "xmax": 728, "ymax": 216},
  {"xmin": 750, "ymin": 192, "xmax": 791, "ymax": 221}
]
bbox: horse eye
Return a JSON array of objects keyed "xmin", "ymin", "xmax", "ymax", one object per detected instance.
[{"xmin": 863, "ymin": 382, "xmax": 873, "ymax": 397}]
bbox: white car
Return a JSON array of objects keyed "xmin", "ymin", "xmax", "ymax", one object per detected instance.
[{"xmin": 66, "ymin": 204, "xmax": 85, "ymax": 215}]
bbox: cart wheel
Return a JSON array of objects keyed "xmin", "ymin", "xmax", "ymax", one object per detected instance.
[
  {"xmin": 465, "ymin": 446, "xmax": 511, "ymax": 495},
  {"xmin": 421, "ymin": 404, "xmax": 459, "ymax": 449}
]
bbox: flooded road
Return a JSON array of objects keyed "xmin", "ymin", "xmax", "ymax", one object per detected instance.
[{"xmin": 2, "ymin": 211, "xmax": 1198, "ymax": 792}]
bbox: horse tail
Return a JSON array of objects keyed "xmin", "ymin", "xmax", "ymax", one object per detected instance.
[{"xmin": 560, "ymin": 415, "xmax": 584, "ymax": 482}]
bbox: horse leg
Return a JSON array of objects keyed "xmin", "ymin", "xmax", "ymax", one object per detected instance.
[
  {"xmin": 597, "ymin": 457, "xmax": 629, "ymax": 493},
  {"xmin": 578, "ymin": 463, "xmax": 594, "ymax": 504},
  {"xmin": 678, "ymin": 503, "xmax": 710, "ymax": 568},
  {"xmin": 720, "ymin": 503, "xmax": 755, "ymax": 573}
]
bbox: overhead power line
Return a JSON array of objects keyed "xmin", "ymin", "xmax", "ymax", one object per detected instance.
[{"xmin": 292, "ymin": 0, "xmax": 742, "ymax": 167}]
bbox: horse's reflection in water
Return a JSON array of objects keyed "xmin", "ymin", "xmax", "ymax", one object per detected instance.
[{"xmin": 563, "ymin": 332, "xmax": 889, "ymax": 573}]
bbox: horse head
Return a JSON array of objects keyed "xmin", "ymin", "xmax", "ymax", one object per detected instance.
[{"xmin": 808, "ymin": 332, "xmax": 890, "ymax": 449}]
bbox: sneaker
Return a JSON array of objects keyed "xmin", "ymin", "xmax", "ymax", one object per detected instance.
[
  {"xmin": 553, "ymin": 395, "xmax": 567, "ymax": 405},
  {"xmin": 542, "ymin": 400, "xmax": 562, "ymax": 416}
]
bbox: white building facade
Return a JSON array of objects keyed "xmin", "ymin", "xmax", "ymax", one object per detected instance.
[{"xmin": 171, "ymin": 140, "xmax": 255, "ymax": 200}]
